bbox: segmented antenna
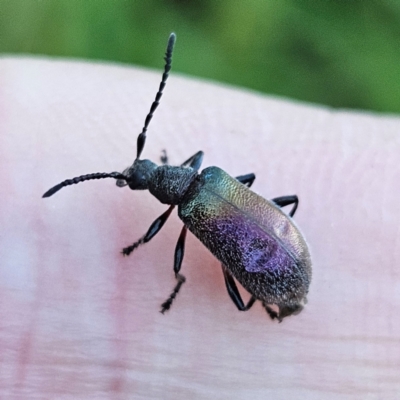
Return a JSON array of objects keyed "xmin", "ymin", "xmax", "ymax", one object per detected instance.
[
  {"xmin": 136, "ymin": 32, "xmax": 176, "ymax": 160},
  {"xmin": 42, "ymin": 172, "xmax": 126, "ymax": 198}
]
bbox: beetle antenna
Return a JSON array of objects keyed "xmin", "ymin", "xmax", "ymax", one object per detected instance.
[
  {"xmin": 42, "ymin": 172, "xmax": 127, "ymax": 198},
  {"xmin": 136, "ymin": 32, "xmax": 176, "ymax": 160}
]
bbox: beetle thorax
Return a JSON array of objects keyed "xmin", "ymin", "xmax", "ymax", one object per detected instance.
[{"xmin": 148, "ymin": 165, "xmax": 198, "ymax": 205}]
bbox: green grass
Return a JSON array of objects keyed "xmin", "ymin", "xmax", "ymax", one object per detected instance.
[{"xmin": 1, "ymin": 0, "xmax": 400, "ymax": 113}]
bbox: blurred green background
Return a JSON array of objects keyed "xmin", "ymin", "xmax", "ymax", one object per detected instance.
[{"xmin": 1, "ymin": 0, "xmax": 400, "ymax": 113}]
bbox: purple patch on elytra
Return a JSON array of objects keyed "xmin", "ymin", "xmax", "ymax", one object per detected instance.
[
  {"xmin": 244, "ymin": 237, "xmax": 292, "ymax": 273},
  {"xmin": 245, "ymin": 248, "xmax": 267, "ymax": 272},
  {"xmin": 210, "ymin": 214, "xmax": 296, "ymax": 275}
]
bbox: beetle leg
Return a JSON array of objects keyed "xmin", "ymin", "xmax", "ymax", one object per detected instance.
[
  {"xmin": 222, "ymin": 265, "xmax": 257, "ymax": 311},
  {"xmin": 236, "ymin": 173, "xmax": 256, "ymax": 188},
  {"xmin": 121, "ymin": 205, "xmax": 175, "ymax": 256},
  {"xmin": 160, "ymin": 149, "xmax": 168, "ymax": 165},
  {"xmin": 160, "ymin": 226, "xmax": 188, "ymax": 313},
  {"xmin": 173, "ymin": 226, "xmax": 187, "ymax": 275},
  {"xmin": 271, "ymin": 195, "xmax": 299, "ymax": 217},
  {"xmin": 180, "ymin": 151, "xmax": 204, "ymax": 170}
]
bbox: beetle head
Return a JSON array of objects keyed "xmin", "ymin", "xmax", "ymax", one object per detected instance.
[{"xmin": 116, "ymin": 159, "xmax": 157, "ymax": 190}]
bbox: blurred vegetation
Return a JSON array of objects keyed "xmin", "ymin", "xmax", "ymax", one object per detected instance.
[{"xmin": 1, "ymin": 0, "xmax": 400, "ymax": 113}]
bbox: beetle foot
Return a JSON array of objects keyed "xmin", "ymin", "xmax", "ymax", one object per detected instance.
[
  {"xmin": 160, "ymin": 273, "xmax": 186, "ymax": 313},
  {"xmin": 121, "ymin": 236, "xmax": 146, "ymax": 256},
  {"xmin": 160, "ymin": 149, "xmax": 168, "ymax": 165}
]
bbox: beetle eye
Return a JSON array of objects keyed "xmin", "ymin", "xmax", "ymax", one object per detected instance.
[
  {"xmin": 116, "ymin": 178, "xmax": 128, "ymax": 187},
  {"xmin": 127, "ymin": 175, "xmax": 143, "ymax": 190},
  {"xmin": 127, "ymin": 172, "xmax": 146, "ymax": 190}
]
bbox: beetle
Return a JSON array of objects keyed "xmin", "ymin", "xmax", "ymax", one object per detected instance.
[{"xmin": 43, "ymin": 33, "xmax": 311, "ymax": 321}]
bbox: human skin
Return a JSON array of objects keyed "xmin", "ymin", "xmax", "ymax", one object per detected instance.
[{"xmin": 0, "ymin": 57, "xmax": 399, "ymax": 399}]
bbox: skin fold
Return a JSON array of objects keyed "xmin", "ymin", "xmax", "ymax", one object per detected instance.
[{"xmin": 0, "ymin": 57, "xmax": 399, "ymax": 399}]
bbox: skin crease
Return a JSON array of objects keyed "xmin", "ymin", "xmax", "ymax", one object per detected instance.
[{"xmin": 1, "ymin": 57, "xmax": 400, "ymax": 400}]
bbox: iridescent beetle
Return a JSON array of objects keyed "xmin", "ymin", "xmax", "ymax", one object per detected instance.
[{"xmin": 43, "ymin": 33, "xmax": 312, "ymax": 321}]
